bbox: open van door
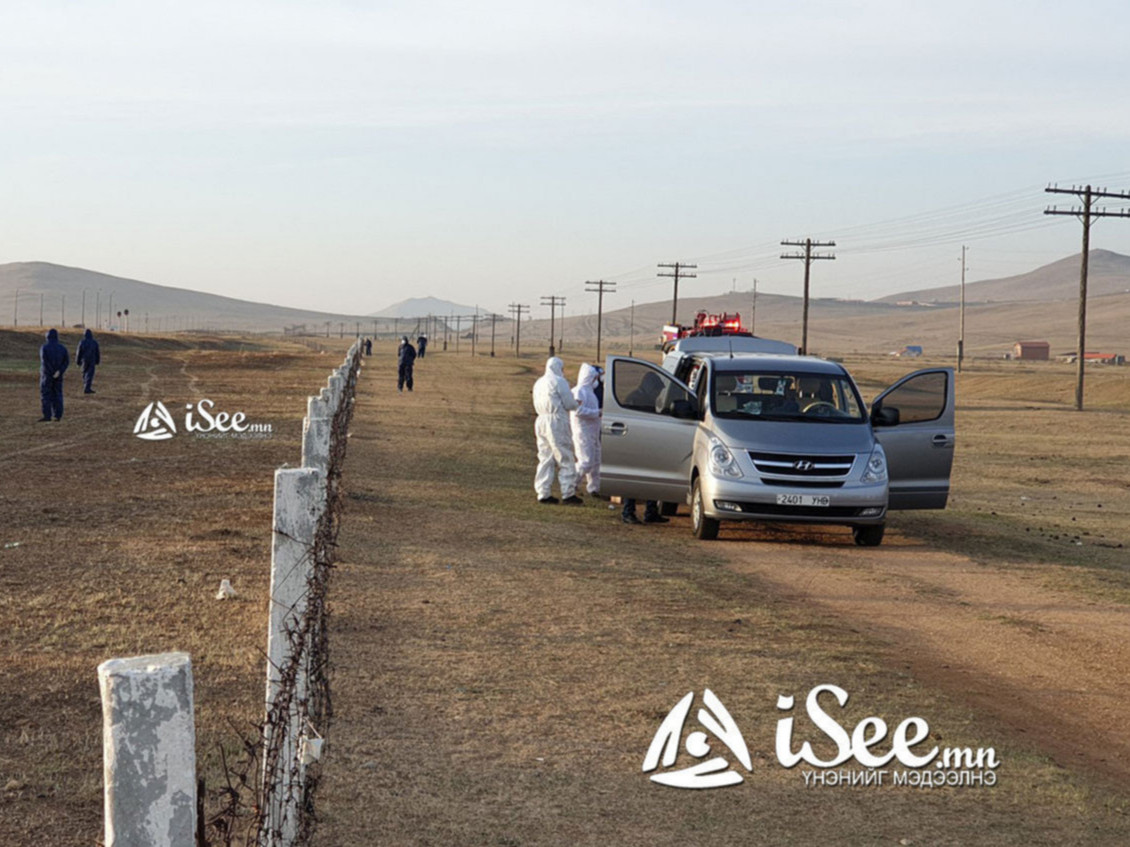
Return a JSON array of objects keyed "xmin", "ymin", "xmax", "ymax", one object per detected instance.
[
  {"xmin": 871, "ymin": 368, "xmax": 955, "ymax": 510},
  {"xmin": 600, "ymin": 356, "xmax": 698, "ymax": 502}
]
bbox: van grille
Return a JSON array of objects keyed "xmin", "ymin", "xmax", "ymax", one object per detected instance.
[
  {"xmin": 759, "ymin": 479, "xmax": 844, "ymax": 488},
  {"xmin": 729, "ymin": 502, "xmax": 871, "ymax": 518},
  {"xmin": 748, "ymin": 452, "xmax": 855, "ymax": 477}
]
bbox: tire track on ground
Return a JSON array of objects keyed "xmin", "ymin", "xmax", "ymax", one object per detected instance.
[{"xmin": 718, "ymin": 526, "xmax": 1130, "ymax": 786}]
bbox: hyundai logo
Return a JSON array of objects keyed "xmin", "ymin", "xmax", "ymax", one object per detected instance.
[{"xmin": 793, "ymin": 460, "xmax": 814, "ymax": 471}]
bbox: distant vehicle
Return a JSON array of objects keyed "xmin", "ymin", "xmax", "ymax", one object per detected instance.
[
  {"xmin": 661, "ymin": 310, "xmax": 753, "ymax": 352},
  {"xmin": 599, "ymin": 351, "xmax": 955, "ymax": 546}
]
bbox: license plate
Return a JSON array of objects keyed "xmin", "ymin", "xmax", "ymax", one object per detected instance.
[{"xmin": 776, "ymin": 494, "xmax": 830, "ymax": 507}]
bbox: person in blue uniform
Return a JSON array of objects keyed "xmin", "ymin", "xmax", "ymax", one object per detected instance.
[
  {"xmin": 398, "ymin": 336, "xmax": 417, "ymax": 392},
  {"xmin": 76, "ymin": 328, "xmax": 101, "ymax": 394},
  {"xmin": 39, "ymin": 328, "xmax": 69, "ymax": 421}
]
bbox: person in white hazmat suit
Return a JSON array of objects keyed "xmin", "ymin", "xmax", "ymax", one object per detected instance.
[
  {"xmin": 571, "ymin": 363, "xmax": 602, "ymax": 497},
  {"xmin": 533, "ymin": 357, "xmax": 583, "ymax": 505}
]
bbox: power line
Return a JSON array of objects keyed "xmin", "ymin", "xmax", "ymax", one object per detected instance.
[
  {"xmin": 508, "ymin": 303, "xmax": 530, "ymax": 358},
  {"xmin": 1045, "ymin": 182, "xmax": 1130, "ymax": 411},
  {"xmin": 540, "ymin": 295, "xmax": 565, "ymax": 357},
  {"xmin": 657, "ymin": 262, "xmax": 697, "ymax": 324},
  {"xmin": 585, "ymin": 281, "xmax": 616, "ymax": 364},
  {"xmin": 780, "ymin": 238, "xmax": 835, "ymax": 355}
]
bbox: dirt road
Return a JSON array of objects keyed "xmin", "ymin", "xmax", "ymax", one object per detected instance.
[{"xmin": 717, "ymin": 521, "xmax": 1130, "ymax": 785}]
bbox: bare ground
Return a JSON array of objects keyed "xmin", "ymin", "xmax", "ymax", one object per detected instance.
[
  {"xmin": 318, "ymin": 347, "xmax": 1130, "ymax": 846},
  {"xmin": 0, "ymin": 329, "xmax": 344, "ymax": 845}
]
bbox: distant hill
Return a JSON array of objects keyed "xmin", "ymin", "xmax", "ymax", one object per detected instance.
[
  {"xmin": 0, "ymin": 262, "xmax": 384, "ymax": 334},
  {"xmin": 877, "ymin": 250, "xmax": 1130, "ymax": 304},
  {"xmin": 370, "ymin": 296, "xmax": 486, "ymax": 318},
  {"xmin": 519, "ymin": 273, "xmax": 1130, "ymax": 358}
]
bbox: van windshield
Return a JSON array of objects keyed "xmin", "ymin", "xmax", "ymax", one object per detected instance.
[{"xmin": 712, "ymin": 371, "xmax": 865, "ymax": 422}]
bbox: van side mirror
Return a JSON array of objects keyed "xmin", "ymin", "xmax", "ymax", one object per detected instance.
[
  {"xmin": 871, "ymin": 404, "xmax": 899, "ymax": 427},
  {"xmin": 671, "ymin": 398, "xmax": 699, "ymax": 419}
]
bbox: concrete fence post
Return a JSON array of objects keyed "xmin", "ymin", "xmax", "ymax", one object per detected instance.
[
  {"xmin": 263, "ymin": 467, "xmax": 326, "ymax": 847},
  {"xmin": 98, "ymin": 652, "xmax": 196, "ymax": 847},
  {"xmin": 301, "ymin": 397, "xmax": 332, "ymax": 475},
  {"xmin": 328, "ymin": 374, "xmax": 344, "ymax": 411}
]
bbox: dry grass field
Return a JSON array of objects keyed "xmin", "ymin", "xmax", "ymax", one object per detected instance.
[
  {"xmin": 0, "ymin": 328, "xmax": 347, "ymax": 845},
  {"xmin": 319, "ymin": 344, "xmax": 1130, "ymax": 845},
  {"xmin": 2, "ymin": 331, "xmax": 1129, "ymax": 845}
]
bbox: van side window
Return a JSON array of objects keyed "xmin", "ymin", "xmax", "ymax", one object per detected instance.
[
  {"xmin": 614, "ymin": 361, "xmax": 691, "ymax": 415},
  {"xmin": 880, "ymin": 372, "xmax": 947, "ymax": 423}
]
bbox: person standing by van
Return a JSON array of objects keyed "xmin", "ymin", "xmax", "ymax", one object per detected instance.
[
  {"xmin": 571, "ymin": 363, "xmax": 602, "ymax": 497},
  {"xmin": 533, "ymin": 356, "xmax": 581, "ymax": 505}
]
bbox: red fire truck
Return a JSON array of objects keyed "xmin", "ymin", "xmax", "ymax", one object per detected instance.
[{"xmin": 661, "ymin": 310, "xmax": 747, "ymax": 351}]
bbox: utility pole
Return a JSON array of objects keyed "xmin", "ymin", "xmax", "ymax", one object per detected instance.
[
  {"xmin": 540, "ymin": 295, "xmax": 565, "ymax": 356},
  {"xmin": 957, "ymin": 246, "xmax": 968, "ymax": 373},
  {"xmin": 1045, "ymin": 183, "xmax": 1130, "ymax": 410},
  {"xmin": 108, "ymin": 292, "xmax": 114, "ymax": 330},
  {"xmin": 780, "ymin": 238, "xmax": 836, "ymax": 355},
  {"xmin": 559, "ymin": 302, "xmax": 565, "ymax": 352},
  {"xmin": 657, "ymin": 262, "xmax": 697, "ymax": 325},
  {"xmin": 490, "ymin": 312, "xmax": 497, "ymax": 357},
  {"xmin": 585, "ymin": 280, "xmax": 616, "ymax": 364},
  {"xmin": 508, "ymin": 303, "xmax": 530, "ymax": 357},
  {"xmin": 751, "ymin": 278, "xmax": 758, "ymax": 335},
  {"xmin": 471, "ymin": 309, "xmax": 478, "ymax": 356},
  {"xmin": 444, "ymin": 314, "xmax": 450, "ymax": 351},
  {"xmin": 629, "ymin": 299, "xmax": 635, "ymax": 357},
  {"xmin": 454, "ymin": 315, "xmax": 461, "ymax": 353}
]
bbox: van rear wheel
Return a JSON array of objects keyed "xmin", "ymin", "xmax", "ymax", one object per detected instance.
[
  {"xmin": 692, "ymin": 478, "xmax": 719, "ymax": 540},
  {"xmin": 852, "ymin": 524, "xmax": 885, "ymax": 547}
]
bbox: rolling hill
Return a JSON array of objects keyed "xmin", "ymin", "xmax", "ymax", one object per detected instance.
[
  {"xmin": 876, "ymin": 250, "xmax": 1130, "ymax": 304},
  {"xmin": 369, "ymin": 296, "xmax": 486, "ymax": 319},
  {"xmin": 0, "ymin": 262, "xmax": 386, "ymax": 334}
]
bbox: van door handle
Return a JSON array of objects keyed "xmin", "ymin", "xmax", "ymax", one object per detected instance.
[
  {"xmin": 932, "ymin": 434, "xmax": 954, "ymax": 448},
  {"xmin": 605, "ymin": 422, "xmax": 628, "ymax": 436}
]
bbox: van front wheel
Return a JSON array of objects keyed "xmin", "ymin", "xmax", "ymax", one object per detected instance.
[
  {"xmin": 852, "ymin": 524, "xmax": 885, "ymax": 547},
  {"xmin": 692, "ymin": 478, "xmax": 720, "ymax": 540}
]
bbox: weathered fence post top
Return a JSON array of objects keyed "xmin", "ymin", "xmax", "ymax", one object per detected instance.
[{"xmin": 98, "ymin": 652, "xmax": 197, "ymax": 847}]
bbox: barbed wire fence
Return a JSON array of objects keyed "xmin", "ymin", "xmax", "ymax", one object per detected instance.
[
  {"xmin": 96, "ymin": 340, "xmax": 364, "ymax": 847},
  {"xmin": 206, "ymin": 341, "xmax": 363, "ymax": 847}
]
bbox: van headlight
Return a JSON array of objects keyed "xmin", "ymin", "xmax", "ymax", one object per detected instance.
[
  {"xmin": 708, "ymin": 437, "xmax": 743, "ymax": 479},
  {"xmin": 861, "ymin": 445, "xmax": 888, "ymax": 484}
]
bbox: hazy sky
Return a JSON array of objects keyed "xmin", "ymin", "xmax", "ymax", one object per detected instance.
[{"xmin": 3, "ymin": 0, "xmax": 1129, "ymax": 316}]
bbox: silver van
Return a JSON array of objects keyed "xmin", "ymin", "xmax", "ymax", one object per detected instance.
[{"xmin": 599, "ymin": 352, "xmax": 955, "ymax": 546}]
